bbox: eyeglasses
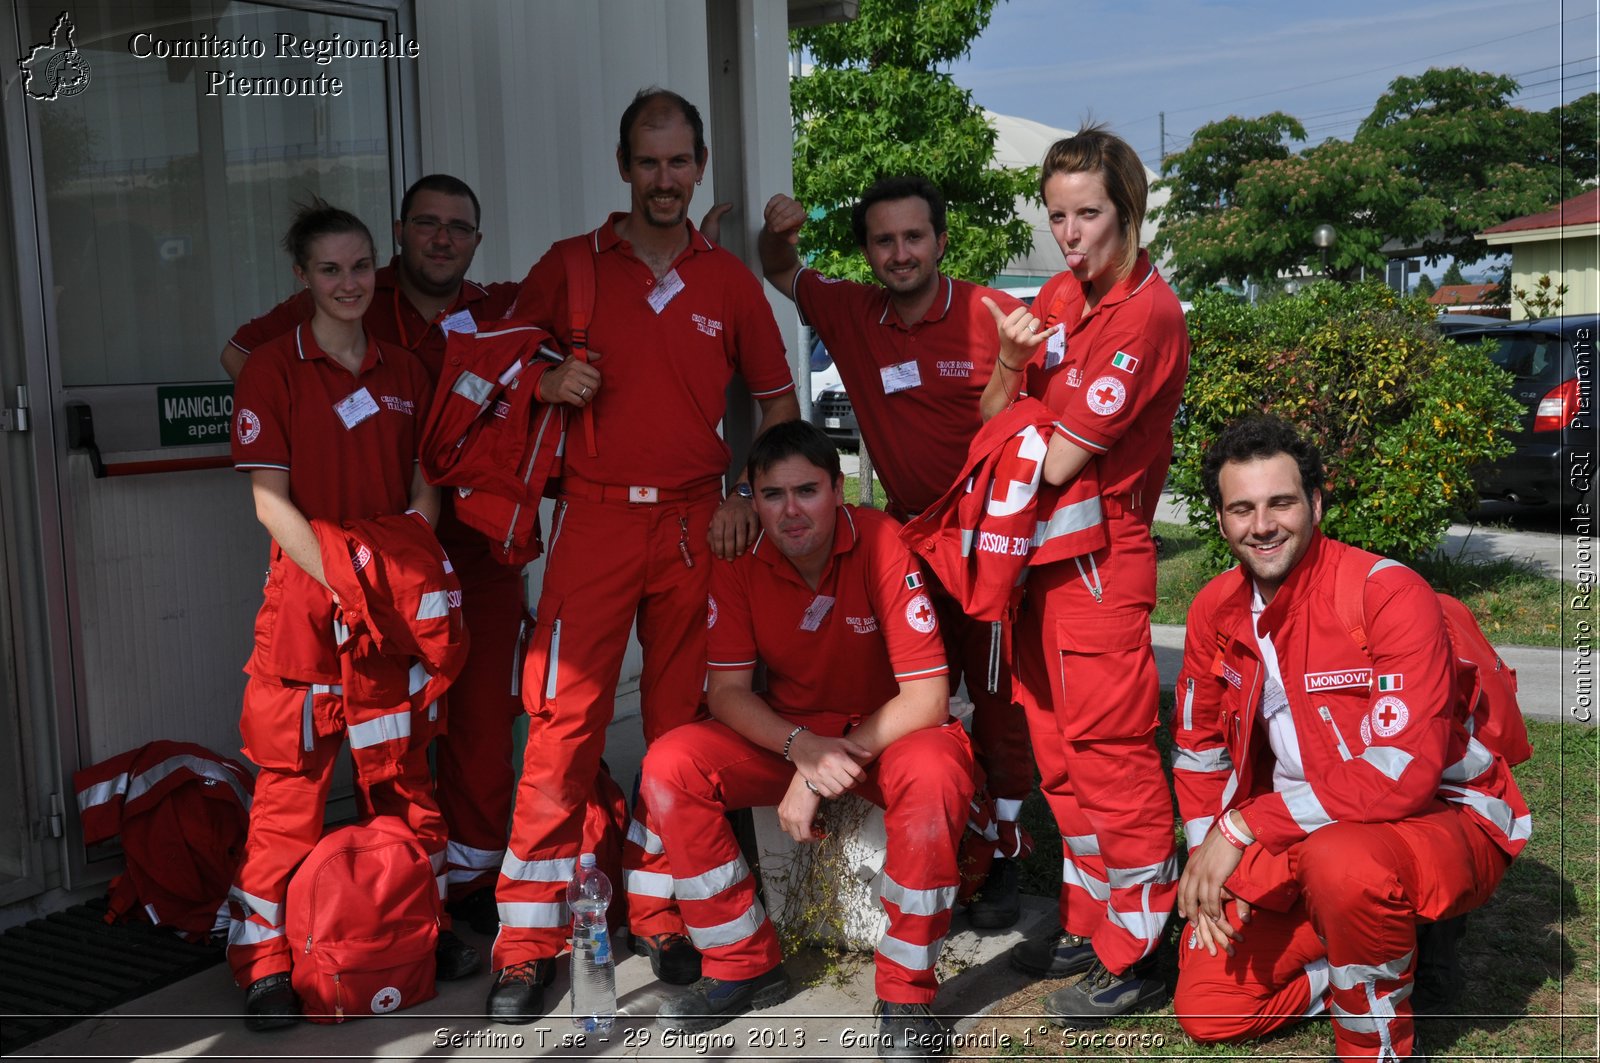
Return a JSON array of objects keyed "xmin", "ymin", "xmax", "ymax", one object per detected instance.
[{"xmin": 406, "ymin": 216, "xmax": 477, "ymax": 241}]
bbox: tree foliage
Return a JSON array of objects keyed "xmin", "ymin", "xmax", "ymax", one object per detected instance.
[
  {"xmin": 789, "ymin": 0, "xmax": 1035, "ymax": 284},
  {"xmin": 1152, "ymin": 67, "xmax": 1584, "ymax": 290},
  {"xmin": 1170, "ymin": 282, "xmax": 1522, "ymax": 565}
]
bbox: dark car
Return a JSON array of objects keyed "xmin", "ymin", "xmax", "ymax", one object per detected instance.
[{"xmin": 1450, "ymin": 314, "xmax": 1596, "ymax": 510}]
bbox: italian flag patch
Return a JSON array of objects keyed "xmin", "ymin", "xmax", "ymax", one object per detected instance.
[
  {"xmin": 1377, "ymin": 674, "xmax": 1403, "ymax": 691},
  {"xmin": 905, "ymin": 572, "xmax": 923, "ymax": 590},
  {"xmin": 1111, "ymin": 350, "xmax": 1139, "ymax": 373}
]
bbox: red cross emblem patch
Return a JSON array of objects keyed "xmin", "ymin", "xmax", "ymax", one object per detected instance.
[
  {"xmin": 370, "ymin": 985, "xmax": 402, "ymax": 1012},
  {"xmin": 986, "ymin": 425, "xmax": 1047, "ymax": 517},
  {"xmin": 905, "ymin": 593, "xmax": 937, "ymax": 634},
  {"xmin": 1370, "ymin": 695, "xmax": 1409, "ymax": 738},
  {"xmin": 1086, "ymin": 375, "xmax": 1126, "ymax": 416}
]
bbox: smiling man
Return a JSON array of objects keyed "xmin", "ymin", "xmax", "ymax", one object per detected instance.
[
  {"xmin": 487, "ymin": 88, "xmax": 798, "ymax": 1024},
  {"xmin": 637, "ymin": 420, "xmax": 974, "ymax": 1058},
  {"xmin": 758, "ymin": 176, "xmax": 1033, "ymax": 927},
  {"xmin": 1170, "ymin": 416, "xmax": 1530, "ymax": 1062}
]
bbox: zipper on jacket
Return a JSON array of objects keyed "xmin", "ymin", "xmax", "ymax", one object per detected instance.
[
  {"xmin": 1318, "ymin": 705, "xmax": 1353, "ymax": 761},
  {"xmin": 1073, "ymin": 554, "xmax": 1104, "ymax": 603},
  {"xmin": 502, "ymin": 406, "xmax": 560, "ymax": 553},
  {"xmin": 333, "ymin": 971, "xmax": 344, "ymax": 1020},
  {"xmin": 545, "ymin": 619, "xmax": 562, "ymax": 701},
  {"xmin": 547, "ymin": 500, "xmax": 570, "ymax": 558},
  {"xmin": 1182, "ymin": 677, "xmax": 1195, "ymax": 731}
]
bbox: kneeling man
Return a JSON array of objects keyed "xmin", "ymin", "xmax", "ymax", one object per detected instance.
[
  {"xmin": 641, "ymin": 420, "xmax": 974, "ymax": 1057},
  {"xmin": 1172, "ymin": 416, "xmax": 1530, "ymax": 1062}
]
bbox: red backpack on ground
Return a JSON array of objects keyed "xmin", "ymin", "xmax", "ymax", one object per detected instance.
[
  {"xmin": 1334, "ymin": 550, "xmax": 1532, "ymax": 766},
  {"xmin": 285, "ymin": 817, "xmax": 440, "ymax": 1022}
]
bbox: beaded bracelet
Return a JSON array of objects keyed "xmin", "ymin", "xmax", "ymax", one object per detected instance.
[{"xmin": 782, "ymin": 724, "xmax": 807, "ymax": 761}]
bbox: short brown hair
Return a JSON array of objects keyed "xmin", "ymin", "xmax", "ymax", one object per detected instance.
[{"xmin": 1038, "ymin": 124, "xmax": 1146, "ymax": 282}]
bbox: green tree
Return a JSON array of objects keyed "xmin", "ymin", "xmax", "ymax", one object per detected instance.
[
  {"xmin": 1440, "ymin": 261, "xmax": 1466, "ymax": 286},
  {"xmin": 1153, "ymin": 67, "xmax": 1578, "ymax": 290},
  {"xmin": 1413, "ymin": 274, "xmax": 1436, "ymax": 298},
  {"xmin": 1171, "ymin": 283, "xmax": 1521, "ymax": 564},
  {"xmin": 789, "ymin": 0, "xmax": 1035, "ymax": 284}
]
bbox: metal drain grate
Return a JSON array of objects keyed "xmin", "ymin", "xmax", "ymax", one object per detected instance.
[{"xmin": 0, "ymin": 898, "xmax": 223, "ymax": 1053}]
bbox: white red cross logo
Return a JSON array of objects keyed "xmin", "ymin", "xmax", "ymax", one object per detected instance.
[
  {"xmin": 906, "ymin": 593, "xmax": 937, "ymax": 633},
  {"xmin": 986, "ymin": 425, "xmax": 1048, "ymax": 517},
  {"xmin": 1371, "ymin": 695, "xmax": 1409, "ymax": 738},
  {"xmin": 1086, "ymin": 375, "xmax": 1126, "ymax": 416}
]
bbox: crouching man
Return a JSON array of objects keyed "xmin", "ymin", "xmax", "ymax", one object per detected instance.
[
  {"xmin": 1172, "ymin": 416, "xmax": 1530, "ymax": 1062},
  {"xmin": 639, "ymin": 420, "xmax": 974, "ymax": 1059}
]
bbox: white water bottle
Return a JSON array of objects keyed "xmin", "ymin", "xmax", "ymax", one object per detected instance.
[{"xmin": 567, "ymin": 852, "xmax": 616, "ymax": 1033}]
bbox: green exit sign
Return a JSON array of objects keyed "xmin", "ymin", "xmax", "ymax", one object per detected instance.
[{"xmin": 157, "ymin": 384, "xmax": 234, "ymax": 446}]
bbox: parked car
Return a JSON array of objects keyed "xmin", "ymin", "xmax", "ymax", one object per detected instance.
[
  {"xmin": 1449, "ymin": 314, "xmax": 1596, "ymax": 511},
  {"xmin": 805, "ymin": 284, "xmax": 1044, "ymax": 449}
]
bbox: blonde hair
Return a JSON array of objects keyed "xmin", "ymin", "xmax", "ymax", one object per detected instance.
[{"xmin": 1038, "ymin": 124, "xmax": 1146, "ymax": 282}]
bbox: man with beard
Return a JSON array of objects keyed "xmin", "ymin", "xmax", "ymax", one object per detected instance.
[
  {"xmin": 486, "ymin": 88, "xmax": 798, "ymax": 1023},
  {"xmin": 758, "ymin": 177, "xmax": 1031, "ymax": 927}
]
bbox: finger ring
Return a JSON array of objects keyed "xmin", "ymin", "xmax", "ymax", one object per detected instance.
[
  {"xmin": 805, "ymin": 779, "xmax": 821, "ymax": 795},
  {"xmin": 1028, "ymin": 322, "xmax": 1039, "ymax": 333},
  {"xmin": 579, "ymin": 385, "xmax": 590, "ymax": 399}
]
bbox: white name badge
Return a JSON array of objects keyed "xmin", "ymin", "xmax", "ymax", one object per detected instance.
[
  {"xmin": 799, "ymin": 594, "xmax": 836, "ymax": 632},
  {"xmin": 1044, "ymin": 325, "xmax": 1067, "ymax": 369},
  {"xmin": 647, "ymin": 269, "xmax": 685, "ymax": 314},
  {"xmin": 335, "ymin": 387, "xmax": 381, "ymax": 430},
  {"xmin": 440, "ymin": 309, "xmax": 477, "ymax": 335},
  {"xmin": 880, "ymin": 360, "xmax": 922, "ymax": 394}
]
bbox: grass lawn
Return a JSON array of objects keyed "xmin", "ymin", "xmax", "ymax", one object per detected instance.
[{"xmin": 972, "ymin": 719, "xmax": 1598, "ymax": 1059}]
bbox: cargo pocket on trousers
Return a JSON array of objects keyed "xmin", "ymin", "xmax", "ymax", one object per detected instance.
[
  {"xmin": 1051, "ymin": 608, "xmax": 1158, "ymax": 740},
  {"xmin": 519, "ymin": 597, "xmax": 564, "ymax": 723}
]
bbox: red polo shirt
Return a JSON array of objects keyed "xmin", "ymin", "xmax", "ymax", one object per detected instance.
[
  {"xmin": 707, "ymin": 505, "xmax": 948, "ymax": 721},
  {"xmin": 512, "ymin": 214, "xmax": 794, "ymax": 489},
  {"xmin": 794, "ymin": 270, "xmax": 1023, "ymax": 515},
  {"xmin": 232, "ymin": 323, "xmax": 431, "ymax": 523},
  {"xmin": 1026, "ymin": 250, "xmax": 1189, "ymax": 513},
  {"xmin": 228, "ymin": 260, "xmax": 519, "ymax": 382}
]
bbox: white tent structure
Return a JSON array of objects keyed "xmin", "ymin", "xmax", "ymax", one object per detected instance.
[{"xmin": 986, "ymin": 110, "xmax": 1170, "ymax": 285}]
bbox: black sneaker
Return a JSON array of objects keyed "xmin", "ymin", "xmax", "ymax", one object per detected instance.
[
  {"xmin": 630, "ymin": 931, "xmax": 703, "ymax": 985},
  {"xmin": 655, "ymin": 966, "xmax": 791, "ymax": 1033},
  {"xmin": 1010, "ymin": 927, "xmax": 1097, "ymax": 977},
  {"xmin": 876, "ymin": 1000, "xmax": 951, "ymax": 1060},
  {"xmin": 243, "ymin": 971, "xmax": 299, "ymax": 1031},
  {"xmin": 486, "ymin": 958, "xmax": 556, "ymax": 1025},
  {"xmin": 967, "ymin": 858, "xmax": 1021, "ymax": 929},
  {"xmin": 436, "ymin": 929, "xmax": 483, "ymax": 981},
  {"xmin": 1043, "ymin": 957, "xmax": 1168, "ymax": 1026},
  {"xmin": 447, "ymin": 886, "xmax": 499, "ymax": 936}
]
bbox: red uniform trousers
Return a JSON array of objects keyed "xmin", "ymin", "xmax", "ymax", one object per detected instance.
[
  {"xmin": 227, "ymin": 678, "xmax": 449, "ymax": 987},
  {"xmin": 639, "ymin": 716, "xmax": 975, "ymax": 1004},
  {"xmin": 924, "ymin": 570, "xmax": 1031, "ymax": 853},
  {"xmin": 494, "ymin": 485, "xmax": 713, "ymax": 969},
  {"xmin": 1176, "ymin": 802, "xmax": 1510, "ymax": 1061},
  {"xmin": 433, "ymin": 561, "xmax": 525, "ymax": 900},
  {"xmin": 1014, "ymin": 525, "xmax": 1177, "ymax": 975}
]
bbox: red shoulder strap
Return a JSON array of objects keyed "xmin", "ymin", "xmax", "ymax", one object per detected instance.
[
  {"xmin": 1332, "ymin": 545, "xmax": 1383, "ymax": 657},
  {"xmin": 559, "ymin": 234, "xmax": 599, "ymax": 458}
]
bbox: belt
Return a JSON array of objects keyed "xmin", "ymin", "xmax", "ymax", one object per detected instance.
[{"xmin": 559, "ymin": 477, "xmax": 721, "ymax": 505}]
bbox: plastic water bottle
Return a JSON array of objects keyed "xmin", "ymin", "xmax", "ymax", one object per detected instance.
[{"xmin": 567, "ymin": 852, "xmax": 616, "ymax": 1034}]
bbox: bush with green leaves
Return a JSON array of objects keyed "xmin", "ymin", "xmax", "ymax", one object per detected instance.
[{"xmin": 1170, "ymin": 281, "xmax": 1521, "ymax": 566}]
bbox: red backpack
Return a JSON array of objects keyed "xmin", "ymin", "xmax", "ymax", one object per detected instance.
[
  {"xmin": 1334, "ymin": 550, "xmax": 1532, "ymax": 767},
  {"xmin": 286, "ymin": 817, "xmax": 440, "ymax": 1022}
]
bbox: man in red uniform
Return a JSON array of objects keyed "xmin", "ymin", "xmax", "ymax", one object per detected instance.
[
  {"xmin": 642, "ymin": 420, "xmax": 973, "ymax": 1057},
  {"xmin": 223, "ymin": 176, "xmax": 525, "ymax": 932},
  {"xmin": 487, "ymin": 88, "xmax": 798, "ymax": 1023},
  {"xmin": 757, "ymin": 177, "xmax": 1030, "ymax": 927},
  {"xmin": 1172, "ymin": 416, "xmax": 1529, "ymax": 1062}
]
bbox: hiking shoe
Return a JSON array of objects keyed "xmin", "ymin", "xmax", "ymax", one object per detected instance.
[
  {"xmin": 967, "ymin": 858, "xmax": 1021, "ymax": 929},
  {"xmin": 1010, "ymin": 927, "xmax": 1097, "ymax": 977},
  {"xmin": 243, "ymin": 971, "xmax": 299, "ymax": 1031},
  {"xmin": 876, "ymin": 1000, "xmax": 951, "ymax": 1059},
  {"xmin": 655, "ymin": 966, "xmax": 791, "ymax": 1033},
  {"xmin": 447, "ymin": 886, "xmax": 499, "ymax": 936},
  {"xmin": 1413, "ymin": 913, "xmax": 1467, "ymax": 1013},
  {"xmin": 1043, "ymin": 958, "xmax": 1168, "ymax": 1026},
  {"xmin": 630, "ymin": 931, "xmax": 703, "ymax": 985},
  {"xmin": 486, "ymin": 958, "xmax": 556, "ymax": 1025},
  {"xmin": 436, "ymin": 929, "xmax": 483, "ymax": 981}
]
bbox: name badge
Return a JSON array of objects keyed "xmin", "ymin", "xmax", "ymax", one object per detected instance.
[
  {"xmin": 647, "ymin": 269, "xmax": 685, "ymax": 314},
  {"xmin": 440, "ymin": 309, "xmax": 477, "ymax": 335},
  {"xmin": 880, "ymin": 360, "xmax": 922, "ymax": 394},
  {"xmin": 334, "ymin": 387, "xmax": 381, "ymax": 430},
  {"xmin": 1044, "ymin": 325, "xmax": 1066, "ymax": 369},
  {"xmin": 799, "ymin": 594, "xmax": 836, "ymax": 632}
]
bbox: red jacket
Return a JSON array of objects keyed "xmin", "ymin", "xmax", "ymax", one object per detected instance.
[
  {"xmin": 1172, "ymin": 534, "xmax": 1530, "ymax": 870},
  {"xmin": 902, "ymin": 397, "xmax": 1107, "ymax": 622}
]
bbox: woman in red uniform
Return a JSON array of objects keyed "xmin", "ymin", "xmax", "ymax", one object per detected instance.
[
  {"xmin": 227, "ymin": 200, "xmax": 477, "ymax": 1028},
  {"xmin": 980, "ymin": 125, "xmax": 1191, "ymax": 1024}
]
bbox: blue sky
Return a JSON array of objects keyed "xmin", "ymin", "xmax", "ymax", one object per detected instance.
[{"xmin": 951, "ymin": 0, "xmax": 1597, "ymax": 175}]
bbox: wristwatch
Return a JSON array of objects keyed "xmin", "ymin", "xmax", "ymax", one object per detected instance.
[{"xmin": 734, "ymin": 482, "xmax": 754, "ymax": 500}]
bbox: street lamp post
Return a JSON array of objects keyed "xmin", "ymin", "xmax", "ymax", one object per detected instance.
[{"xmin": 1313, "ymin": 223, "xmax": 1337, "ymax": 280}]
